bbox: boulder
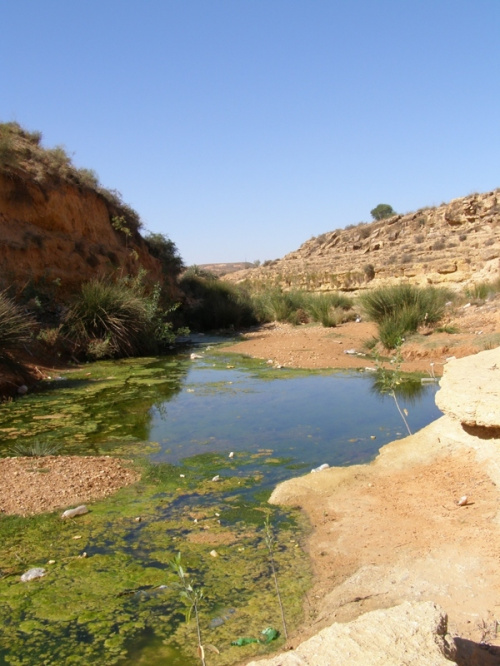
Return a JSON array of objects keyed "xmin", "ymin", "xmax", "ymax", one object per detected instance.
[
  {"xmin": 245, "ymin": 601, "xmax": 456, "ymax": 666},
  {"xmin": 435, "ymin": 347, "xmax": 500, "ymax": 428}
]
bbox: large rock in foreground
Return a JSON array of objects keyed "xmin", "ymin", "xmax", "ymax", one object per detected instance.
[
  {"xmin": 246, "ymin": 602, "xmax": 456, "ymax": 666},
  {"xmin": 435, "ymin": 347, "xmax": 500, "ymax": 428}
]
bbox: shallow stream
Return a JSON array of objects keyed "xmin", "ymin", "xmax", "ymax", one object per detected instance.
[{"xmin": 0, "ymin": 340, "xmax": 442, "ymax": 665}]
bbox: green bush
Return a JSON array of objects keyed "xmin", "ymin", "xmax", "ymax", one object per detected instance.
[
  {"xmin": 303, "ymin": 292, "xmax": 354, "ymax": 327},
  {"xmin": 63, "ymin": 274, "xmax": 180, "ymax": 358},
  {"xmin": 250, "ymin": 288, "xmax": 354, "ymax": 327},
  {"xmin": 144, "ymin": 232, "xmax": 184, "ymax": 277},
  {"xmin": 360, "ymin": 284, "xmax": 450, "ymax": 348},
  {"xmin": 180, "ymin": 274, "xmax": 256, "ymax": 331},
  {"xmin": 370, "ymin": 203, "xmax": 396, "ymax": 221},
  {"xmin": 0, "ymin": 291, "xmax": 34, "ymax": 362},
  {"xmin": 76, "ymin": 167, "xmax": 100, "ymax": 189},
  {"xmin": 465, "ymin": 279, "xmax": 500, "ymax": 301},
  {"xmin": 250, "ymin": 288, "xmax": 306, "ymax": 324}
]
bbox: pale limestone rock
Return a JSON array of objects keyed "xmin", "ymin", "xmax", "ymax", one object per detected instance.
[
  {"xmin": 437, "ymin": 263, "xmax": 457, "ymax": 274},
  {"xmin": 435, "ymin": 347, "xmax": 500, "ymax": 428},
  {"xmin": 225, "ymin": 188, "xmax": 500, "ymax": 292},
  {"xmin": 245, "ymin": 602, "xmax": 456, "ymax": 666}
]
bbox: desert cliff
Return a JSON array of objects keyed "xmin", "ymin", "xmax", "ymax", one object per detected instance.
[
  {"xmin": 0, "ymin": 171, "xmax": 164, "ymax": 299},
  {"xmin": 0, "ymin": 123, "xmax": 173, "ymax": 301},
  {"xmin": 226, "ymin": 189, "xmax": 500, "ymax": 293}
]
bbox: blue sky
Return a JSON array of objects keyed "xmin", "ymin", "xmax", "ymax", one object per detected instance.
[{"xmin": 1, "ymin": 1, "xmax": 499, "ymax": 265}]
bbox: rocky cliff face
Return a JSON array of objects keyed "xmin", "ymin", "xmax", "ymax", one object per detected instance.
[
  {"xmin": 227, "ymin": 189, "xmax": 500, "ymax": 292},
  {"xmin": 0, "ymin": 122, "xmax": 169, "ymax": 301},
  {"xmin": 0, "ymin": 171, "xmax": 163, "ymax": 300}
]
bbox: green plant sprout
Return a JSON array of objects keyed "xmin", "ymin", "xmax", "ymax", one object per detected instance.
[
  {"xmin": 169, "ymin": 551, "xmax": 207, "ymax": 665},
  {"xmin": 111, "ymin": 215, "xmax": 132, "ymax": 247},
  {"xmin": 264, "ymin": 514, "xmax": 288, "ymax": 640},
  {"xmin": 373, "ymin": 339, "xmax": 412, "ymax": 436}
]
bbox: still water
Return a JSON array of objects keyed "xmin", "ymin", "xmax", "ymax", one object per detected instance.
[
  {"xmin": 0, "ymin": 342, "xmax": 442, "ymax": 665},
  {"xmin": 149, "ymin": 350, "xmax": 441, "ymax": 482}
]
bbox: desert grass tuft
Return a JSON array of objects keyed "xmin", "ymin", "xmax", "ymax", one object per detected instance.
[
  {"xmin": 9, "ymin": 440, "xmax": 61, "ymax": 457},
  {"xmin": 0, "ymin": 291, "xmax": 34, "ymax": 362},
  {"xmin": 360, "ymin": 284, "xmax": 450, "ymax": 348},
  {"xmin": 63, "ymin": 273, "xmax": 181, "ymax": 359}
]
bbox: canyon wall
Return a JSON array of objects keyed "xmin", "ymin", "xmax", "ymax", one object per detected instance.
[
  {"xmin": 226, "ymin": 189, "xmax": 500, "ymax": 292},
  {"xmin": 0, "ymin": 171, "xmax": 164, "ymax": 300}
]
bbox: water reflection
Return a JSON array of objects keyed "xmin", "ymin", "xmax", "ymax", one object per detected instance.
[
  {"xmin": 0, "ymin": 349, "xmax": 442, "ymax": 480},
  {"xmin": 148, "ymin": 354, "xmax": 442, "ymax": 485},
  {"xmin": 0, "ymin": 357, "xmax": 189, "ymax": 455},
  {"xmin": 370, "ymin": 373, "xmax": 431, "ymax": 402}
]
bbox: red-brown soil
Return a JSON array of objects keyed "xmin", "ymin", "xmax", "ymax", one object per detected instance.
[
  {"xmin": 0, "ymin": 455, "xmax": 140, "ymax": 516},
  {"xmin": 223, "ymin": 298, "xmax": 500, "ymax": 376}
]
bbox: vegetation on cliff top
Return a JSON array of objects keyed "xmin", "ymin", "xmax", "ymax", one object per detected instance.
[{"xmin": 0, "ymin": 121, "xmax": 146, "ymax": 235}]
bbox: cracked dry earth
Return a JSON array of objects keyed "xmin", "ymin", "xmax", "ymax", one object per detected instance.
[{"xmin": 0, "ymin": 456, "xmax": 140, "ymax": 516}]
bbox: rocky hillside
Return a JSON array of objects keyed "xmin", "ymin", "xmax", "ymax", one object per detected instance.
[
  {"xmin": 226, "ymin": 189, "xmax": 500, "ymax": 292},
  {"xmin": 0, "ymin": 122, "xmax": 178, "ymax": 301}
]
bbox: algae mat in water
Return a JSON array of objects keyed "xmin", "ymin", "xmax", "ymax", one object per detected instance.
[
  {"xmin": 0, "ymin": 347, "xmax": 441, "ymax": 664},
  {"xmin": 0, "ymin": 356, "xmax": 189, "ymax": 455},
  {"xmin": 0, "ymin": 453, "xmax": 310, "ymax": 665}
]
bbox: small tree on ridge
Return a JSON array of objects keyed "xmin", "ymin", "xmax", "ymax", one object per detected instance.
[{"xmin": 370, "ymin": 203, "xmax": 396, "ymax": 221}]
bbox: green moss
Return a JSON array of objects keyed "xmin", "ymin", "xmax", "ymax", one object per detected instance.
[
  {"xmin": 0, "ymin": 357, "xmax": 187, "ymax": 455},
  {"xmin": 0, "ymin": 449, "xmax": 311, "ymax": 665}
]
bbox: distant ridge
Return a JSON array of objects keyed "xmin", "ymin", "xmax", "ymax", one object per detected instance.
[
  {"xmin": 224, "ymin": 189, "xmax": 500, "ymax": 292},
  {"xmin": 197, "ymin": 262, "xmax": 254, "ymax": 276}
]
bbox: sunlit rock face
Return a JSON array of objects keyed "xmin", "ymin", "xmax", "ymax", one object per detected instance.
[
  {"xmin": 246, "ymin": 601, "xmax": 457, "ymax": 666},
  {"xmin": 225, "ymin": 188, "xmax": 500, "ymax": 293},
  {"xmin": 436, "ymin": 346, "xmax": 500, "ymax": 429}
]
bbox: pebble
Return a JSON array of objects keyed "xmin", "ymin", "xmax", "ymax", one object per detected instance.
[
  {"xmin": 21, "ymin": 567, "xmax": 46, "ymax": 582},
  {"xmin": 311, "ymin": 463, "xmax": 329, "ymax": 473},
  {"xmin": 61, "ymin": 505, "xmax": 89, "ymax": 519}
]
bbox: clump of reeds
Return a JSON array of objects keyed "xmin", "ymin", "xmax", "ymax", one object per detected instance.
[
  {"xmin": 0, "ymin": 291, "xmax": 34, "ymax": 363},
  {"xmin": 359, "ymin": 284, "xmax": 451, "ymax": 348},
  {"xmin": 63, "ymin": 272, "xmax": 180, "ymax": 359}
]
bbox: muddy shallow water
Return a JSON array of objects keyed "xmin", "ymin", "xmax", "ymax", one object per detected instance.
[{"xmin": 0, "ymin": 342, "xmax": 441, "ymax": 665}]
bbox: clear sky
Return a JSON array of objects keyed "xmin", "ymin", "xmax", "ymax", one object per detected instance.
[{"xmin": 1, "ymin": 1, "xmax": 499, "ymax": 265}]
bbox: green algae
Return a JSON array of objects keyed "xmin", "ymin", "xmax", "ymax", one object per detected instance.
[
  {"xmin": 0, "ymin": 451, "xmax": 311, "ymax": 666},
  {"xmin": 0, "ymin": 347, "xmax": 441, "ymax": 664},
  {"xmin": 0, "ymin": 357, "xmax": 188, "ymax": 455}
]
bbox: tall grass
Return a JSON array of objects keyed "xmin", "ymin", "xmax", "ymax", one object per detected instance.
[
  {"xmin": 251, "ymin": 288, "xmax": 354, "ymax": 327},
  {"xmin": 0, "ymin": 291, "xmax": 34, "ymax": 362},
  {"xmin": 251, "ymin": 288, "xmax": 307, "ymax": 324},
  {"xmin": 304, "ymin": 292, "xmax": 354, "ymax": 327},
  {"xmin": 180, "ymin": 273, "xmax": 257, "ymax": 331},
  {"xmin": 63, "ymin": 274, "xmax": 180, "ymax": 358},
  {"xmin": 465, "ymin": 278, "xmax": 500, "ymax": 301},
  {"xmin": 360, "ymin": 284, "xmax": 451, "ymax": 348}
]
